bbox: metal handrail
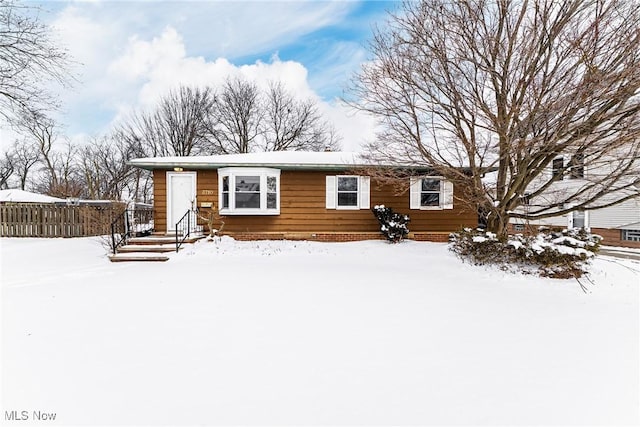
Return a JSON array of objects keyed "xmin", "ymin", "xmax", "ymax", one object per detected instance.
[
  {"xmin": 110, "ymin": 207, "xmax": 155, "ymax": 254},
  {"xmin": 110, "ymin": 210, "xmax": 130, "ymax": 255},
  {"xmin": 175, "ymin": 209, "xmax": 197, "ymax": 252}
]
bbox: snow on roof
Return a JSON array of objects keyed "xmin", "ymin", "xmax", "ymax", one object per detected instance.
[
  {"xmin": 129, "ymin": 151, "xmax": 430, "ymax": 171},
  {"xmin": 0, "ymin": 189, "xmax": 66, "ymax": 204}
]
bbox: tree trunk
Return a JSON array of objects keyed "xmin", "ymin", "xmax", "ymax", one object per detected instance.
[{"xmin": 486, "ymin": 210, "xmax": 510, "ymax": 241}]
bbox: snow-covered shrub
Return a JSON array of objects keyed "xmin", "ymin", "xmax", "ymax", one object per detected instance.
[
  {"xmin": 372, "ymin": 205, "xmax": 410, "ymax": 243},
  {"xmin": 449, "ymin": 227, "xmax": 601, "ymax": 278}
]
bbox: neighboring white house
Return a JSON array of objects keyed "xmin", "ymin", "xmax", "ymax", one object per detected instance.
[{"xmin": 510, "ymin": 154, "xmax": 640, "ymax": 247}]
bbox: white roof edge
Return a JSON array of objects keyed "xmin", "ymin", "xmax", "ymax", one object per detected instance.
[
  {"xmin": 128, "ymin": 151, "xmax": 431, "ymax": 170},
  {"xmin": 129, "ymin": 161, "xmax": 387, "ymax": 170}
]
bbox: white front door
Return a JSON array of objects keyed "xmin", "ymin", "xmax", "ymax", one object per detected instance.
[{"xmin": 167, "ymin": 172, "xmax": 197, "ymax": 230}]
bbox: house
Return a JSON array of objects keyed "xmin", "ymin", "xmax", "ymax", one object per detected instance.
[
  {"xmin": 510, "ymin": 153, "xmax": 640, "ymax": 248},
  {"xmin": 129, "ymin": 151, "xmax": 478, "ymax": 241}
]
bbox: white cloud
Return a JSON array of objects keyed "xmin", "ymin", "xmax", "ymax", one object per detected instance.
[
  {"xmin": 320, "ymin": 101, "xmax": 378, "ymax": 152},
  {"xmin": 171, "ymin": 2, "xmax": 354, "ymax": 58},
  {"xmin": 0, "ymin": 121, "xmax": 21, "ymax": 153},
  {"xmin": 51, "ymin": 5, "xmax": 115, "ymax": 70},
  {"xmin": 108, "ymin": 26, "xmax": 315, "ymax": 105},
  {"xmin": 109, "ymin": 27, "xmax": 187, "ymax": 82},
  {"xmin": 51, "ymin": 1, "xmax": 355, "ymax": 62},
  {"xmin": 50, "ymin": 5, "xmax": 121, "ymax": 97},
  {"xmin": 106, "ymin": 26, "xmax": 377, "ymax": 151},
  {"xmin": 104, "ymin": 28, "xmax": 375, "ymax": 150},
  {"xmin": 42, "ymin": 1, "xmax": 376, "ymax": 150},
  {"xmin": 308, "ymin": 41, "xmax": 369, "ymax": 98}
]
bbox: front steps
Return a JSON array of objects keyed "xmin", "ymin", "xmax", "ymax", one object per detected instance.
[
  {"xmin": 117, "ymin": 244, "xmax": 175, "ymax": 253},
  {"xmin": 109, "ymin": 232, "xmax": 205, "ymax": 262},
  {"xmin": 127, "ymin": 235, "xmax": 204, "ymax": 245},
  {"xmin": 109, "ymin": 253, "xmax": 171, "ymax": 262}
]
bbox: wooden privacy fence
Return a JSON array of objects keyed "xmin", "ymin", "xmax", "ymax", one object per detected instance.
[{"xmin": 0, "ymin": 203, "xmax": 128, "ymax": 238}]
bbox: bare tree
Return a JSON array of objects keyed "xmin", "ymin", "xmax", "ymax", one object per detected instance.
[
  {"xmin": 118, "ymin": 86, "xmax": 215, "ymax": 157},
  {"xmin": 78, "ymin": 135, "xmax": 139, "ymax": 200},
  {"xmin": 0, "ymin": 150, "xmax": 15, "ymax": 188},
  {"xmin": 0, "ymin": 0, "xmax": 71, "ymax": 121},
  {"xmin": 261, "ymin": 81, "xmax": 341, "ymax": 152},
  {"xmin": 37, "ymin": 140, "xmax": 83, "ymax": 198},
  {"xmin": 351, "ymin": 0, "xmax": 640, "ymax": 238},
  {"xmin": 110, "ymin": 128, "xmax": 153, "ymax": 202},
  {"xmin": 124, "ymin": 166, "xmax": 153, "ymax": 204},
  {"xmin": 10, "ymin": 110, "xmax": 84, "ymax": 197},
  {"xmin": 14, "ymin": 110, "xmax": 60, "ymax": 190},
  {"xmin": 117, "ymin": 113, "xmax": 169, "ymax": 158},
  {"xmin": 6, "ymin": 138, "xmax": 38, "ymax": 190},
  {"xmin": 206, "ymin": 77, "xmax": 262, "ymax": 154},
  {"xmin": 120, "ymin": 78, "xmax": 342, "ymax": 158},
  {"xmin": 158, "ymin": 86, "xmax": 215, "ymax": 156}
]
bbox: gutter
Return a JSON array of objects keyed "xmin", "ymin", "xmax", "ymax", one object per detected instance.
[{"xmin": 127, "ymin": 160, "xmax": 437, "ymax": 172}]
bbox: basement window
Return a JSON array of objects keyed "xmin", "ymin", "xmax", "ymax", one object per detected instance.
[
  {"xmin": 621, "ymin": 229, "xmax": 640, "ymax": 242},
  {"xmin": 218, "ymin": 168, "xmax": 280, "ymax": 215}
]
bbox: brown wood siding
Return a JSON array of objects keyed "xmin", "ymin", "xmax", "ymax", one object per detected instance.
[
  {"xmin": 153, "ymin": 169, "xmax": 167, "ymax": 231},
  {"xmin": 152, "ymin": 169, "xmax": 478, "ymax": 234}
]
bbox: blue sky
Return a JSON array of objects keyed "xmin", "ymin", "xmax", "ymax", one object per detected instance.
[{"xmin": 17, "ymin": 0, "xmax": 399, "ymax": 150}]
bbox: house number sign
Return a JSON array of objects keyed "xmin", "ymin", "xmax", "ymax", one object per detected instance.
[{"xmin": 201, "ymin": 190, "xmax": 215, "ymax": 195}]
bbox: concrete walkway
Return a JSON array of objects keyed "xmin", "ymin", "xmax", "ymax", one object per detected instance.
[{"xmin": 598, "ymin": 247, "xmax": 640, "ymax": 261}]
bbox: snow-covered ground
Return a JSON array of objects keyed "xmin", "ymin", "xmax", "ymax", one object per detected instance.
[{"xmin": 2, "ymin": 236, "xmax": 639, "ymax": 426}]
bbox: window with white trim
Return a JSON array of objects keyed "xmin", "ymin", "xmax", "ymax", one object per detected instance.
[
  {"xmin": 420, "ymin": 178, "xmax": 441, "ymax": 207},
  {"xmin": 410, "ymin": 177, "xmax": 453, "ymax": 210},
  {"xmin": 218, "ymin": 168, "xmax": 280, "ymax": 215},
  {"xmin": 266, "ymin": 176, "xmax": 277, "ymax": 209},
  {"xmin": 221, "ymin": 176, "xmax": 230, "ymax": 209},
  {"xmin": 337, "ymin": 176, "xmax": 359, "ymax": 207},
  {"xmin": 326, "ymin": 175, "xmax": 370, "ymax": 210}
]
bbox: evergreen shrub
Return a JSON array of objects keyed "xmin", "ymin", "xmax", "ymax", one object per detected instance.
[
  {"xmin": 449, "ymin": 227, "xmax": 601, "ymax": 278},
  {"xmin": 372, "ymin": 205, "xmax": 410, "ymax": 243}
]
